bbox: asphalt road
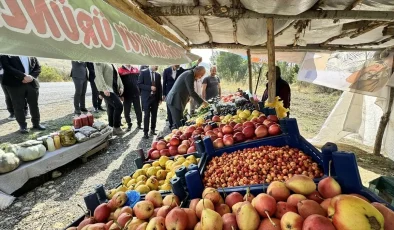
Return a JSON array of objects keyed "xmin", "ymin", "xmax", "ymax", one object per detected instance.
[{"xmin": 0, "ymin": 82, "xmax": 92, "ymax": 118}]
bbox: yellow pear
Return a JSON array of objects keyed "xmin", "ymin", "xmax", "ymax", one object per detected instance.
[
  {"xmin": 107, "ymin": 189, "xmax": 117, "ymax": 199},
  {"xmin": 146, "ymin": 176, "xmax": 159, "ymax": 190},
  {"xmin": 156, "ymin": 170, "xmax": 167, "ymax": 180},
  {"xmin": 135, "ymin": 185, "xmax": 150, "ymax": 194},
  {"xmin": 159, "ymin": 156, "xmax": 169, "ymax": 167},
  {"xmin": 186, "ymin": 155, "xmax": 197, "ymax": 164},
  {"xmin": 122, "ymin": 176, "xmax": 132, "ymax": 186},
  {"xmin": 285, "ymin": 175, "xmax": 316, "ymax": 195},
  {"xmin": 146, "ymin": 167, "xmax": 159, "ymax": 177},
  {"xmin": 142, "ymin": 163, "xmax": 151, "ymax": 169},
  {"xmin": 160, "ymin": 183, "xmax": 172, "ymax": 191},
  {"xmin": 201, "ymin": 208, "xmax": 223, "ymax": 230},
  {"xmin": 116, "ymin": 185, "xmax": 127, "ymax": 193},
  {"xmin": 137, "ymin": 175, "xmax": 148, "ymax": 183},
  {"xmin": 152, "ymin": 161, "xmax": 160, "ymax": 167}
]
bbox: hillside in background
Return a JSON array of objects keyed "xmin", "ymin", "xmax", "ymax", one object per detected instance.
[{"xmin": 38, "ymin": 58, "xmax": 71, "ymax": 73}]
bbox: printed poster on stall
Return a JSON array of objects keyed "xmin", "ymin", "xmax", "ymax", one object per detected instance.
[
  {"xmin": 298, "ymin": 51, "xmax": 394, "ymax": 97},
  {"xmin": 0, "ymin": 0, "xmax": 198, "ymax": 64}
]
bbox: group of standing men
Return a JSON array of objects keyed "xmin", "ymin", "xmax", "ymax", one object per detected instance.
[{"xmin": 0, "ymin": 55, "xmax": 222, "ymax": 138}]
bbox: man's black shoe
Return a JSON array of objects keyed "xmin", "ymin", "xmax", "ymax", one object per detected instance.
[
  {"xmin": 127, "ymin": 123, "xmax": 132, "ymax": 132},
  {"xmin": 98, "ymin": 107, "xmax": 106, "ymax": 111},
  {"xmin": 19, "ymin": 127, "xmax": 29, "ymax": 134},
  {"xmin": 143, "ymin": 133, "xmax": 149, "ymax": 139},
  {"xmin": 93, "ymin": 108, "xmax": 99, "ymax": 113},
  {"xmin": 137, "ymin": 124, "xmax": 143, "ymax": 130},
  {"xmin": 80, "ymin": 108, "xmax": 88, "ymax": 112},
  {"xmin": 150, "ymin": 130, "xmax": 157, "ymax": 136},
  {"xmin": 32, "ymin": 124, "xmax": 46, "ymax": 130}
]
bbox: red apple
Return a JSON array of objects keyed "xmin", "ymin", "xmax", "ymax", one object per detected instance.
[
  {"xmin": 234, "ymin": 123, "xmax": 243, "ymax": 130},
  {"xmin": 156, "ymin": 141, "xmax": 167, "ymax": 151},
  {"xmin": 267, "ymin": 115, "xmax": 279, "ymax": 123},
  {"xmin": 212, "ymin": 115, "xmax": 221, "ymax": 122},
  {"xmin": 255, "ymin": 125, "xmax": 268, "ymax": 138},
  {"xmin": 229, "ymin": 121, "xmax": 236, "ymax": 127},
  {"xmin": 242, "ymin": 126, "xmax": 255, "ymax": 139},
  {"xmin": 180, "ymin": 134, "xmax": 188, "ymax": 141},
  {"xmin": 205, "ymin": 130, "xmax": 215, "ymax": 137},
  {"xmin": 223, "ymin": 136, "xmax": 234, "ymax": 146},
  {"xmin": 204, "ymin": 125, "xmax": 213, "ymax": 132},
  {"xmin": 178, "ymin": 144, "xmax": 188, "ymax": 154},
  {"xmin": 182, "ymin": 140, "xmax": 190, "ymax": 147},
  {"xmin": 251, "ymin": 118, "xmax": 259, "ymax": 123},
  {"xmin": 187, "ymin": 146, "xmax": 196, "ymax": 153},
  {"xmin": 213, "ymin": 138, "xmax": 224, "ymax": 149},
  {"xmin": 169, "ymin": 137, "xmax": 180, "ymax": 146},
  {"xmin": 186, "ymin": 126, "xmax": 196, "ymax": 134},
  {"xmin": 268, "ymin": 124, "xmax": 281, "ymax": 136},
  {"xmin": 217, "ymin": 132, "xmax": 224, "ymax": 138},
  {"xmin": 233, "ymin": 132, "xmax": 245, "ymax": 143},
  {"xmin": 168, "ymin": 146, "xmax": 178, "ymax": 156},
  {"xmin": 175, "ymin": 131, "xmax": 183, "ymax": 136},
  {"xmin": 160, "ymin": 149, "xmax": 170, "ymax": 157},
  {"xmin": 151, "ymin": 150, "xmax": 160, "ymax": 159},
  {"xmin": 263, "ymin": 119, "xmax": 273, "ymax": 127},
  {"xmin": 147, "ymin": 148, "xmax": 155, "ymax": 159},
  {"xmin": 258, "ymin": 115, "xmax": 267, "ymax": 123},
  {"xmin": 151, "ymin": 141, "xmax": 158, "ymax": 150},
  {"xmin": 243, "ymin": 121, "xmax": 254, "ymax": 128}
]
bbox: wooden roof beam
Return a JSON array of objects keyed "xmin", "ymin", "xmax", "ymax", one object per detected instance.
[
  {"xmin": 346, "ymin": 0, "xmax": 364, "ymax": 10},
  {"xmin": 190, "ymin": 43, "xmax": 383, "ymax": 52},
  {"xmin": 199, "ymin": 16, "xmax": 213, "ymax": 44},
  {"xmin": 105, "ymin": 0, "xmax": 187, "ymax": 49},
  {"xmin": 145, "ymin": 6, "xmax": 394, "ymax": 20},
  {"xmin": 160, "ymin": 17, "xmax": 191, "ymax": 45},
  {"xmin": 383, "ymin": 26, "xmax": 394, "ymax": 36},
  {"xmin": 232, "ymin": 18, "xmax": 238, "ymax": 44},
  {"xmin": 338, "ymin": 36, "xmax": 394, "ymax": 48}
]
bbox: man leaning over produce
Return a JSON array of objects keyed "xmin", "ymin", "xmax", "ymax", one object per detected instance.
[
  {"xmin": 166, "ymin": 66, "xmax": 209, "ymax": 128},
  {"xmin": 262, "ymin": 66, "xmax": 291, "ymax": 113}
]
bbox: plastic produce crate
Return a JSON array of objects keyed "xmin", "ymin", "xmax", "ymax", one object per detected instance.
[
  {"xmin": 183, "ymin": 146, "xmax": 394, "ymax": 211},
  {"xmin": 198, "ymin": 119, "xmax": 326, "ymax": 190},
  {"xmin": 369, "ymin": 176, "xmax": 394, "ymax": 206},
  {"xmin": 134, "ymin": 139, "xmax": 206, "ymax": 169}
]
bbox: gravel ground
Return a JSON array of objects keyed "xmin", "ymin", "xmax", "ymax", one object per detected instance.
[{"xmin": 0, "ymin": 82, "xmax": 170, "ymax": 230}]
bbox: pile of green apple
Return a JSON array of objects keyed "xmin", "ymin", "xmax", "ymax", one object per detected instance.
[{"xmin": 66, "ymin": 175, "xmax": 394, "ymax": 230}]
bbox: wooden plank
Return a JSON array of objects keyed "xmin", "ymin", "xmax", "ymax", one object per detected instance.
[
  {"xmin": 145, "ymin": 6, "xmax": 394, "ymax": 20},
  {"xmin": 383, "ymin": 27, "xmax": 394, "ymax": 36},
  {"xmin": 247, "ymin": 49, "xmax": 253, "ymax": 93},
  {"xmin": 80, "ymin": 141, "xmax": 109, "ymax": 163},
  {"xmin": 199, "ymin": 16, "xmax": 213, "ymax": 43},
  {"xmin": 105, "ymin": 0, "xmax": 187, "ymax": 49},
  {"xmin": 267, "ymin": 18, "xmax": 276, "ymax": 104},
  {"xmin": 190, "ymin": 43, "xmax": 383, "ymax": 52}
]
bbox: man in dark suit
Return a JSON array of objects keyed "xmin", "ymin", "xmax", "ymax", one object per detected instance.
[
  {"xmin": 0, "ymin": 55, "xmax": 45, "ymax": 133},
  {"xmin": 86, "ymin": 62, "xmax": 104, "ymax": 113},
  {"xmin": 138, "ymin": 66, "xmax": 162, "ymax": 139},
  {"xmin": 166, "ymin": 66, "xmax": 209, "ymax": 128},
  {"xmin": 70, "ymin": 61, "xmax": 88, "ymax": 115},
  {"xmin": 162, "ymin": 58, "xmax": 202, "ymax": 129}
]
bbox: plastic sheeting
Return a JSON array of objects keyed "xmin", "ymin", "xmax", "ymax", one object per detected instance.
[
  {"xmin": 146, "ymin": 0, "xmax": 394, "ymax": 49},
  {"xmin": 310, "ymin": 86, "xmax": 394, "ymax": 161}
]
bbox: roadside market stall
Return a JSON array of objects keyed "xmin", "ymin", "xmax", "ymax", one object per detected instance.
[{"xmin": 2, "ymin": 0, "xmax": 394, "ymax": 229}]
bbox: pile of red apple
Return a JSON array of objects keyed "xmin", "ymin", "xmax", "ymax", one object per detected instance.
[
  {"xmin": 148, "ymin": 138, "xmax": 197, "ymax": 160},
  {"xmin": 67, "ymin": 175, "xmax": 394, "ymax": 230},
  {"xmin": 203, "ymin": 145, "xmax": 323, "ymax": 188},
  {"xmin": 188, "ymin": 175, "xmax": 392, "ymax": 230},
  {"xmin": 210, "ymin": 114, "xmax": 282, "ymax": 149}
]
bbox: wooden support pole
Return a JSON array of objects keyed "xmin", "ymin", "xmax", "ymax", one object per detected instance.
[
  {"xmin": 267, "ymin": 18, "xmax": 276, "ymax": 104},
  {"xmin": 374, "ymin": 58, "xmax": 394, "ymax": 156},
  {"xmin": 247, "ymin": 49, "xmax": 253, "ymax": 93},
  {"xmin": 373, "ymin": 87, "xmax": 394, "ymax": 156}
]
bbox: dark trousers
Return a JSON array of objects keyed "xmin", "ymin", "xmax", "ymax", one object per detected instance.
[
  {"xmin": 168, "ymin": 104, "xmax": 183, "ymax": 129},
  {"xmin": 1, "ymin": 83, "xmax": 28, "ymax": 115},
  {"xmin": 6, "ymin": 84, "xmax": 40, "ymax": 127},
  {"xmin": 167, "ymin": 104, "xmax": 173, "ymax": 128},
  {"xmin": 100, "ymin": 92, "xmax": 123, "ymax": 128},
  {"xmin": 124, "ymin": 96, "xmax": 142, "ymax": 126},
  {"xmin": 143, "ymin": 96, "xmax": 159, "ymax": 133},
  {"xmin": 90, "ymin": 80, "xmax": 102, "ymax": 109},
  {"xmin": 72, "ymin": 77, "xmax": 87, "ymax": 112}
]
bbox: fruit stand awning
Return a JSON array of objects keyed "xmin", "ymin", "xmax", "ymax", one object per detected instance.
[
  {"xmin": 0, "ymin": 0, "xmax": 199, "ymax": 65},
  {"xmin": 107, "ymin": 0, "xmax": 394, "ymax": 54}
]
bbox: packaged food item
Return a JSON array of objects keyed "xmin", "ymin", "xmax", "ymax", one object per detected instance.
[
  {"xmin": 59, "ymin": 130, "xmax": 76, "ymax": 147},
  {"xmin": 79, "ymin": 126, "xmax": 98, "ymax": 137},
  {"xmin": 75, "ymin": 133, "xmax": 88, "ymax": 143},
  {"xmin": 87, "ymin": 113, "xmax": 94, "ymax": 126},
  {"xmin": 53, "ymin": 135, "xmax": 62, "ymax": 149},
  {"xmin": 46, "ymin": 137, "xmax": 56, "ymax": 152},
  {"xmin": 73, "ymin": 116, "xmax": 82, "ymax": 129},
  {"xmin": 80, "ymin": 114, "xmax": 89, "ymax": 127},
  {"xmin": 93, "ymin": 121, "xmax": 107, "ymax": 131}
]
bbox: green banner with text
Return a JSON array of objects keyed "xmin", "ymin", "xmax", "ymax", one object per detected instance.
[{"xmin": 0, "ymin": 0, "xmax": 198, "ymax": 64}]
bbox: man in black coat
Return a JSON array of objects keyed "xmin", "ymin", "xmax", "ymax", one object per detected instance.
[
  {"xmin": 86, "ymin": 62, "xmax": 104, "ymax": 113},
  {"xmin": 119, "ymin": 64, "xmax": 142, "ymax": 131},
  {"xmin": 0, "ymin": 55, "xmax": 45, "ymax": 133},
  {"xmin": 138, "ymin": 66, "xmax": 162, "ymax": 139},
  {"xmin": 162, "ymin": 57, "xmax": 202, "ymax": 129}
]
